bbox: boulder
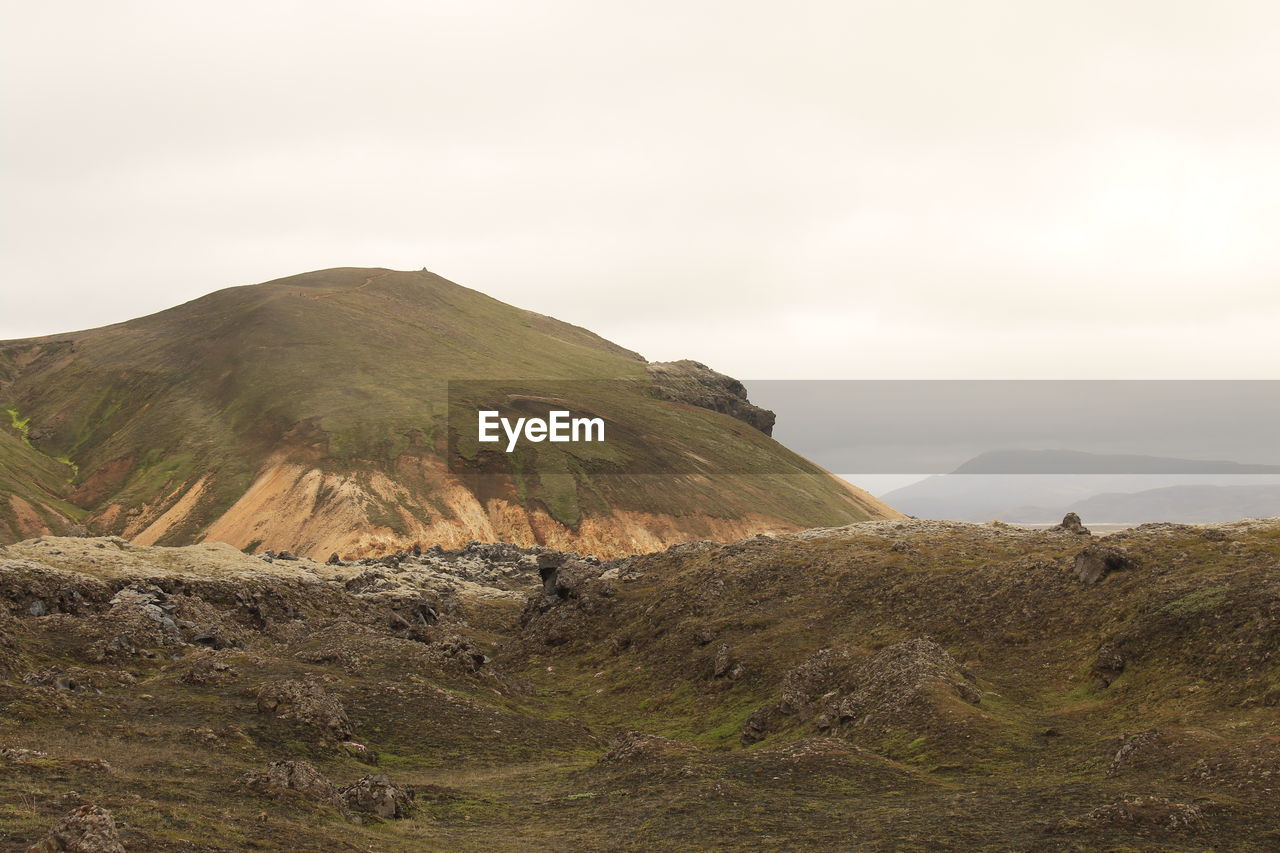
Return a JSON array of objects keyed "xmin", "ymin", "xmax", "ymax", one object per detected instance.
[
  {"xmin": 711, "ymin": 643, "xmax": 744, "ymax": 680},
  {"xmin": 1091, "ymin": 644, "xmax": 1126, "ymax": 689},
  {"xmin": 27, "ymin": 804, "xmax": 125, "ymax": 853},
  {"xmin": 241, "ymin": 760, "xmax": 336, "ymax": 802},
  {"xmin": 1073, "ymin": 545, "xmax": 1135, "ymax": 585},
  {"xmin": 337, "ymin": 774, "xmax": 414, "ymax": 819}
]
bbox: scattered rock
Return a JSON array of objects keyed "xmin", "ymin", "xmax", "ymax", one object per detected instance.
[
  {"xmin": 1067, "ymin": 796, "xmax": 1205, "ymax": 831},
  {"xmin": 23, "ymin": 668, "xmax": 93, "ymax": 692},
  {"xmin": 778, "ymin": 646, "xmax": 859, "ymax": 715},
  {"xmin": 2, "ymin": 747, "xmax": 49, "ymax": 764},
  {"xmin": 1183, "ymin": 736, "xmax": 1280, "ymax": 790},
  {"xmin": 180, "ymin": 651, "xmax": 238, "ymax": 686},
  {"xmin": 27, "ymin": 804, "xmax": 125, "ymax": 853}
]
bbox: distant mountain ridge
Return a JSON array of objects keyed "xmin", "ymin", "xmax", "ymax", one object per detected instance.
[
  {"xmin": 955, "ymin": 449, "xmax": 1280, "ymax": 475},
  {"xmin": 885, "ymin": 449, "xmax": 1280, "ymax": 523},
  {"xmin": 1001, "ymin": 483, "xmax": 1280, "ymax": 525},
  {"xmin": 0, "ymin": 267, "xmax": 898, "ymax": 555}
]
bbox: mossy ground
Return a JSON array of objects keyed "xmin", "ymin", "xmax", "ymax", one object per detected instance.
[{"xmin": 3, "ymin": 521, "xmax": 1279, "ymax": 850}]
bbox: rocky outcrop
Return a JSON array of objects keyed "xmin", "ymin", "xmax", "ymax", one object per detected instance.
[
  {"xmin": 241, "ymin": 760, "xmax": 337, "ymax": 802},
  {"xmin": 180, "ymin": 651, "xmax": 238, "ymax": 685},
  {"xmin": 741, "ymin": 646, "xmax": 861, "ymax": 744},
  {"xmin": 599, "ymin": 731, "xmax": 699, "ymax": 764},
  {"xmin": 1050, "ymin": 512, "xmax": 1091, "ymax": 535},
  {"xmin": 0, "ymin": 607, "xmax": 23, "ymax": 675},
  {"xmin": 27, "ymin": 805, "xmax": 125, "ymax": 853},
  {"xmin": 255, "ymin": 679, "xmax": 354, "ymax": 741},
  {"xmin": 1073, "ymin": 544, "xmax": 1135, "ymax": 584},
  {"xmin": 645, "ymin": 360, "xmax": 776, "ymax": 435},
  {"xmin": 816, "ymin": 639, "xmax": 982, "ymax": 739},
  {"xmin": 337, "ymin": 775, "xmax": 414, "ymax": 819}
]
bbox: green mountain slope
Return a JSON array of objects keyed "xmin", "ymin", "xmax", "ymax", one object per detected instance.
[{"xmin": 0, "ymin": 267, "xmax": 898, "ymax": 556}]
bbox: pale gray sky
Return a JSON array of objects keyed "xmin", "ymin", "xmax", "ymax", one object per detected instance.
[{"xmin": 3, "ymin": 1, "xmax": 1279, "ymax": 379}]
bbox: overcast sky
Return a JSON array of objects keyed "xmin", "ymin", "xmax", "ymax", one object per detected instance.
[{"xmin": 3, "ymin": 1, "xmax": 1279, "ymax": 380}]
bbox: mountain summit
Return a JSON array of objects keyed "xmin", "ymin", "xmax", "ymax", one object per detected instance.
[{"xmin": 0, "ymin": 267, "xmax": 898, "ymax": 555}]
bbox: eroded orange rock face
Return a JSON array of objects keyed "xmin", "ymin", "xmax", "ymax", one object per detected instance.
[{"xmin": 191, "ymin": 458, "xmax": 897, "ymax": 559}]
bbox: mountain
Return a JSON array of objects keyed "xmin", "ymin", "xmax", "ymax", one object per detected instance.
[
  {"xmin": 0, "ymin": 267, "xmax": 897, "ymax": 555},
  {"xmin": 1003, "ymin": 482, "xmax": 1280, "ymax": 524},
  {"xmin": 884, "ymin": 450, "xmax": 1280, "ymax": 523},
  {"xmin": 954, "ymin": 449, "xmax": 1280, "ymax": 475}
]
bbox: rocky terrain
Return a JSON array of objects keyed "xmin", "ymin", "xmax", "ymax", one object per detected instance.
[
  {"xmin": 0, "ymin": 267, "xmax": 896, "ymax": 556},
  {"xmin": 2, "ymin": 517, "xmax": 1279, "ymax": 850}
]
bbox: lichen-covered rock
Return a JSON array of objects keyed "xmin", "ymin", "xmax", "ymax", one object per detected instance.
[
  {"xmin": 105, "ymin": 586, "xmax": 181, "ymax": 643},
  {"xmin": 27, "ymin": 804, "xmax": 125, "ymax": 853},
  {"xmin": 819, "ymin": 638, "xmax": 982, "ymax": 738},
  {"xmin": 1069, "ymin": 796, "xmax": 1205, "ymax": 831},
  {"xmin": 241, "ymin": 760, "xmax": 336, "ymax": 802},
  {"xmin": 778, "ymin": 646, "xmax": 859, "ymax": 714},
  {"xmin": 255, "ymin": 679, "xmax": 353, "ymax": 740},
  {"xmin": 741, "ymin": 645, "xmax": 861, "ymax": 744},
  {"xmin": 337, "ymin": 774, "xmax": 414, "ymax": 819},
  {"xmin": 599, "ymin": 731, "xmax": 698, "ymax": 764}
]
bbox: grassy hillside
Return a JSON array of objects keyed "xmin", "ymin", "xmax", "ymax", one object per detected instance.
[
  {"xmin": 0, "ymin": 268, "xmax": 896, "ymax": 555},
  {"xmin": 0, "ymin": 408, "xmax": 82, "ymax": 541}
]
